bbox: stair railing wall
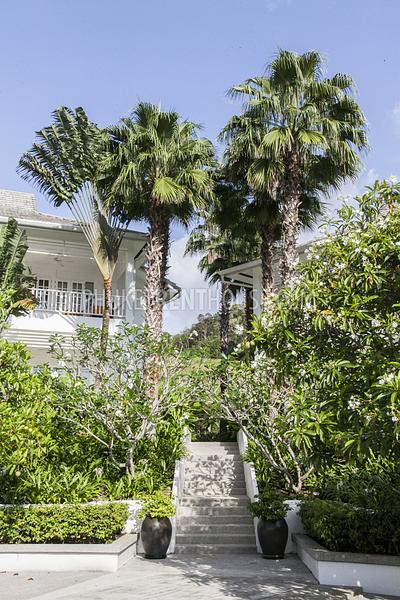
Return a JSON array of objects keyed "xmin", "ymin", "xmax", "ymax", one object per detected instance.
[
  {"xmin": 237, "ymin": 429, "xmax": 262, "ymax": 553},
  {"xmin": 168, "ymin": 427, "xmax": 191, "ymax": 554}
]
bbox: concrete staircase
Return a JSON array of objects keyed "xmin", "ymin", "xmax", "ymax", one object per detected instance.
[{"xmin": 175, "ymin": 441, "xmax": 256, "ymax": 554}]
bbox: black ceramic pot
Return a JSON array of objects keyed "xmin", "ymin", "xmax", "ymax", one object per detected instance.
[
  {"xmin": 141, "ymin": 516, "xmax": 172, "ymax": 559},
  {"xmin": 257, "ymin": 517, "xmax": 288, "ymax": 559}
]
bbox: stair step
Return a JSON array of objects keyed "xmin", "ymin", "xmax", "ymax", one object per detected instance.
[
  {"xmin": 174, "ymin": 544, "xmax": 256, "ymax": 555},
  {"xmin": 178, "ymin": 514, "xmax": 253, "ymax": 525},
  {"xmin": 178, "ymin": 524, "xmax": 253, "ymax": 535},
  {"xmin": 178, "ymin": 505, "xmax": 251, "ymax": 517},
  {"xmin": 184, "ymin": 481, "xmax": 247, "ymax": 489},
  {"xmin": 183, "ymin": 489, "xmax": 247, "ymax": 498},
  {"xmin": 185, "ymin": 470, "xmax": 245, "ymax": 479},
  {"xmin": 177, "ymin": 533, "xmax": 255, "ymax": 545},
  {"xmin": 189, "ymin": 442, "xmax": 239, "ymax": 446},
  {"xmin": 179, "ymin": 495, "xmax": 249, "ymax": 507}
]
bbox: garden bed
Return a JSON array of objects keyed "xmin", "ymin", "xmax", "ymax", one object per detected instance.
[
  {"xmin": 0, "ymin": 501, "xmax": 143, "ymax": 571},
  {"xmin": 294, "ymin": 533, "xmax": 400, "ymax": 597},
  {"xmin": 0, "ymin": 533, "xmax": 137, "ymax": 572}
]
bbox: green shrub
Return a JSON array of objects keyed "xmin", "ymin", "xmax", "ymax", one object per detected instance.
[
  {"xmin": 316, "ymin": 460, "xmax": 400, "ymax": 510},
  {"xmin": 300, "ymin": 499, "xmax": 400, "ymax": 555},
  {"xmin": 0, "ymin": 504, "xmax": 128, "ymax": 544},
  {"xmin": 249, "ymin": 491, "xmax": 290, "ymax": 521},
  {"xmin": 138, "ymin": 492, "xmax": 176, "ymax": 519}
]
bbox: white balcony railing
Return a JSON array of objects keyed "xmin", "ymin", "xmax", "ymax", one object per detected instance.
[{"xmin": 33, "ymin": 288, "xmax": 126, "ymax": 318}]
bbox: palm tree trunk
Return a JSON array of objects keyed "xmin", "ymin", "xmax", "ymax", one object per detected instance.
[
  {"xmin": 160, "ymin": 217, "xmax": 170, "ymax": 291},
  {"xmin": 220, "ymin": 281, "xmax": 230, "ymax": 356},
  {"xmin": 100, "ymin": 276, "xmax": 112, "ymax": 351},
  {"xmin": 260, "ymin": 222, "xmax": 274, "ymax": 310},
  {"xmin": 244, "ymin": 287, "xmax": 253, "ymax": 333},
  {"xmin": 144, "ymin": 203, "xmax": 167, "ymax": 340},
  {"xmin": 281, "ymin": 151, "xmax": 301, "ymax": 286}
]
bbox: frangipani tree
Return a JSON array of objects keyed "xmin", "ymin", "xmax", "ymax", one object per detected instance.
[{"xmin": 18, "ymin": 107, "xmax": 125, "ymax": 349}]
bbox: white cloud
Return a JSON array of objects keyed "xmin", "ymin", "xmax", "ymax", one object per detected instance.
[{"xmin": 163, "ymin": 235, "xmax": 219, "ymax": 334}]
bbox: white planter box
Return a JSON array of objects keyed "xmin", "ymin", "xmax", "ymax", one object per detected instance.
[
  {"xmin": 294, "ymin": 533, "xmax": 400, "ymax": 597},
  {"xmin": 0, "ymin": 533, "xmax": 137, "ymax": 572},
  {"xmin": 237, "ymin": 432, "xmax": 305, "ymax": 554}
]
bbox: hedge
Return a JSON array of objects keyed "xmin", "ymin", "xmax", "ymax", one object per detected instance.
[
  {"xmin": 0, "ymin": 503, "xmax": 129, "ymax": 544},
  {"xmin": 300, "ymin": 499, "xmax": 400, "ymax": 555}
]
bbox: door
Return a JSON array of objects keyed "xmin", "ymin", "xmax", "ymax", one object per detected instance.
[
  {"xmin": 72, "ymin": 282, "xmax": 83, "ymax": 313},
  {"xmin": 37, "ymin": 279, "xmax": 49, "ymax": 309},
  {"xmin": 56, "ymin": 281, "xmax": 68, "ymax": 312}
]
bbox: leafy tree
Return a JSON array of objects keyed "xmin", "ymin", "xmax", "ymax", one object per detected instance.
[
  {"xmin": 0, "ymin": 218, "xmax": 35, "ymax": 315},
  {"xmin": 18, "ymin": 107, "xmax": 126, "ymax": 349},
  {"xmin": 173, "ymin": 305, "xmax": 247, "ymax": 358},
  {"xmin": 105, "ymin": 103, "xmax": 215, "ymax": 339},
  {"xmin": 223, "ymin": 50, "xmax": 368, "ymax": 287},
  {"xmin": 50, "ymin": 323, "xmax": 192, "ymax": 475},
  {"xmin": 249, "ymin": 179, "xmax": 400, "ymax": 466}
]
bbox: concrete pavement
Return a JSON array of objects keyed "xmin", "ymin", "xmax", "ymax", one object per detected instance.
[{"xmin": 0, "ymin": 554, "xmax": 393, "ymax": 600}]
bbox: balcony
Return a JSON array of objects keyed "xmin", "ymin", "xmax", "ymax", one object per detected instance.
[{"xmin": 33, "ymin": 287, "xmax": 126, "ymax": 318}]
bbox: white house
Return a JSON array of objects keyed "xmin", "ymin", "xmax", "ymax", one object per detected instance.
[
  {"xmin": 219, "ymin": 241, "xmax": 311, "ymax": 315},
  {"xmin": 0, "ymin": 189, "xmax": 178, "ymax": 365}
]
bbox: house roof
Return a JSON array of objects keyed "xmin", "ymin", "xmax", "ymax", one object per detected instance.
[
  {"xmin": 0, "ymin": 188, "xmax": 148, "ymax": 240},
  {"xmin": 219, "ymin": 239, "xmax": 314, "ymax": 288},
  {"xmin": 0, "ymin": 189, "xmax": 76, "ymax": 225}
]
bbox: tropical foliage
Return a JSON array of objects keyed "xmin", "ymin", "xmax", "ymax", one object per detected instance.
[
  {"xmin": 106, "ymin": 103, "xmax": 215, "ymax": 339},
  {"xmin": 251, "ymin": 179, "xmax": 400, "ymax": 460},
  {"xmin": 222, "ymin": 49, "xmax": 367, "ymax": 291},
  {"xmin": 196, "ymin": 179, "xmax": 400, "ymax": 496},
  {"xmin": 18, "ymin": 106, "xmax": 125, "ymax": 347},
  {"xmin": 186, "ymin": 198, "xmax": 259, "ymax": 354},
  {"xmin": 0, "ymin": 218, "xmax": 35, "ymax": 315},
  {"xmin": 0, "ymin": 296, "xmax": 188, "ymax": 504}
]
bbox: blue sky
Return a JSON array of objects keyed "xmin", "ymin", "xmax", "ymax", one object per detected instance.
[{"xmin": 1, "ymin": 0, "xmax": 400, "ymax": 331}]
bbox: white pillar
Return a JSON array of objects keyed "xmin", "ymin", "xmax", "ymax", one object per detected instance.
[
  {"xmin": 124, "ymin": 252, "xmax": 136, "ymax": 323},
  {"xmin": 252, "ymin": 266, "xmax": 263, "ymax": 315}
]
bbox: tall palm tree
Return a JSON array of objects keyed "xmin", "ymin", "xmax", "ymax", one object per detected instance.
[
  {"xmin": 105, "ymin": 103, "xmax": 215, "ymax": 340},
  {"xmin": 186, "ymin": 199, "xmax": 259, "ymax": 354},
  {"xmin": 0, "ymin": 218, "xmax": 36, "ymax": 315},
  {"xmin": 223, "ymin": 50, "xmax": 368, "ymax": 286},
  {"xmin": 221, "ymin": 119, "xmax": 323, "ymax": 307},
  {"xmin": 18, "ymin": 107, "xmax": 125, "ymax": 350}
]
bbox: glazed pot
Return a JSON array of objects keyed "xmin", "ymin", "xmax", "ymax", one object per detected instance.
[
  {"xmin": 257, "ymin": 517, "xmax": 288, "ymax": 559},
  {"xmin": 141, "ymin": 516, "xmax": 172, "ymax": 559}
]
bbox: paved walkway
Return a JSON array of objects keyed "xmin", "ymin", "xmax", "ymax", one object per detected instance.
[{"xmin": 0, "ymin": 554, "xmax": 392, "ymax": 600}]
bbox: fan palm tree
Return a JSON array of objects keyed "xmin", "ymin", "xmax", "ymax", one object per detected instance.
[
  {"xmin": 221, "ymin": 120, "xmax": 324, "ymax": 308},
  {"xmin": 18, "ymin": 107, "xmax": 126, "ymax": 350},
  {"xmin": 186, "ymin": 197, "xmax": 260, "ymax": 354},
  {"xmin": 223, "ymin": 50, "xmax": 368, "ymax": 286},
  {"xmin": 0, "ymin": 218, "xmax": 36, "ymax": 315},
  {"xmin": 105, "ymin": 103, "xmax": 215, "ymax": 340}
]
